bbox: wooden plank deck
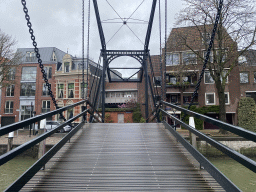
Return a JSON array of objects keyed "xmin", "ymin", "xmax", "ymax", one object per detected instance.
[{"xmin": 21, "ymin": 123, "xmax": 224, "ymax": 191}]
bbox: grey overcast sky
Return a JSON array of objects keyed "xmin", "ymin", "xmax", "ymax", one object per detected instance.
[{"xmin": 0, "ymin": 0, "xmax": 185, "ymax": 76}]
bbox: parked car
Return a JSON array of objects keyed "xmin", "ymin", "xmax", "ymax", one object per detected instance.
[{"xmin": 45, "ymin": 121, "xmax": 72, "ymax": 133}]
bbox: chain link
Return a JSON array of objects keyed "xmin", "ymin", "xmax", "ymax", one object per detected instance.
[
  {"xmin": 179, "ymin": 0, "xmax": 223, "ymax": 123},
  {"xmin": 21, "ymin": 0, "xmax": 66, "ymax": 121}
]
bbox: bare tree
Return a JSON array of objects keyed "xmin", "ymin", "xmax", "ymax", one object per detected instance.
[
  {"xmin": 0, "ymin": 29, "xmax": 22, "ymax": 87},
  {"xmin": 173, "ymin": 0, "xmax": 256, "ymax": 133}
]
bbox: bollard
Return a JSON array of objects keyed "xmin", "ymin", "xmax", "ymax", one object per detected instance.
[
  {"xmin": 7, "ymin": 131, "xmax": 14, "ymax": 152},
  {"xmin": 189, "ymin": 117, "xmax": 197, "ymax": 149}
]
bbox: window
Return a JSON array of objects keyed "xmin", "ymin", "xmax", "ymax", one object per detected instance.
[
  {"xmin": 205, "ymin": 93, "xmax": 215, "ymax": 105},
  {"xmin": 225, "ymin": 92, "xmax": 230, "ymax": 105},
  {"xmin": 80, "ymin": 83, "xmax": 87, "ymax": 98},
  {"xmin": 52, "ymin": 52, "xmax": 57, "ymax": 61},
  {"xmin": 183, "ymin": 96, "xmax": 192, "ymax": 104},
  {"xmin": 21, "ymin": 67, "xmax": 37, "ymax": 80},
  {"xmin": 171, "ymin": 95, "xmax": 178, "ymax": 103},
  {"xmin": 202, "ymin": 33, "xmax": 211, "ymax": 45},
  {"xmin": 68, "ymin": 83, "xmax": 74, "ymax": 98},
  {"xmin": 20, "ymin": 83, "xmax": 36, "ymax": 96},
  {"xmin": 111, "ymin": 92, "xmax": 115, "ymax": 98},
  {"xmin": 106, "ymin": 92, "xmax": 110, "ymax": 98},
  {"xmin": 182, "ymin": 52, "xmax": 197, "ymax": 65},
  {"xmin": 154, "ymin": 76, "xmax": 162, "ymax": 86},
  {"xmin": 216, "ymin": 50, "xmax": 227, "ymax": 63},
  {"xmin": 246, "ymin": 92, "xmax": 256, "ymax": 103},
  {"xmin": 5, "ymin": 101, "xmax": 13, "ymax": 114},
  {"xmin": 58, "ymin": 84, "xmax": 64, "ymax": 98},
  {"xmin": 240, "ymin": 72, "xmax": 249, "ymax": 83},
  {"xmin": 67, "ymin": 108, "xmax": 73, "ymax": 119},
  {"xmin": 6, "ymin": 85, "xmax": 14, "ymax": 97},
  {"xmin": 64, "ymin": 62, "xmax": 70, "ymax": 73},
  {"xmin": 42, "ymin": 100, "xmax": 50, "ymax": 113},
  {"xmin": 72, "ymin": 62, "xmax": 76, "ymax": 70},
  {"xmin": 42, "ymin": 83, "xmax": 51, "ymax": 96},
  {"xmin": 166, "ymin": 53, "xmax": 179, "ymax": 66},
  {"xmin": 220, "ymin": 70, "xmax": 229, "ymax": 83},
  {"xmin": 203, "ymin": 51, "xmax": 213, "ymax": 63},
  {"xmin": 238, "ymin": 56, "xmax": 247, "ymax": 65},
  {"xmin": 57, "ymin": 62, "xmax": 62, "ymax": 71},
  {"xmin": 204, "ymin": 71, "xmax": 214, "ymax": 84},
  {"xmin": 116, "ymin": 92, "xmax": 120, "ymax": 97},
  {"xmin": 44, "ymin": 67, "xmax": 52, "ymax": 79},
  {"xmin": 169, "ymin": 76, "xmax": 177, "ymax": 84},
  {"xmin": 7, "ymin": 68, "xmax": 16, "ymax": 80},
  {"xmin": 25, "ymin": 52, "xmax": 36, "ymax": 62},
  {"xmin": 254, "ymin": 72, "xmax": 256, "ymax": 83}
]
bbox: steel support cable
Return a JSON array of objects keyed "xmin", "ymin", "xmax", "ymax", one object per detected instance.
[
  {"xmin": 164, "ymin": 0, "xmax": 167, "ymax": 102},
  {"xmin": 171, "ymin": 0, "xmax": 223, "ymax": 126},
  {"xmin": 126, "ymin": 24, "xmax": 144, "ymax": 45},
  {"xmin": 86, "ymin": 0, "xmax": 91, "ymax": 100},
  {"xmin": 105, "ymin": 0, "xmax": 123, "ymax": 21},
  {"xmin": 148, "ymin": 54, "xmax": 159, "ymax": 97},
  {"xmin": 82, "ymin": 0, "xmax": 85, "ymax": 99},
  {"xmin": 126, "ymin": 0, "xmax": 145, "ymax": 22},
  {"xmin": 106, "ymin": 24, "xmax": 124, "ymax": 45},
  {"xmin": 158, "ymin": 0, "xmax": 163, "ymax": 101},
  {"xmin": 21, "ymin": 0, "xmax": 66, "ymax": 121}
]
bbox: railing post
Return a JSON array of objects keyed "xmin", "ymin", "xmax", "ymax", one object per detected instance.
[
  {"xmin": 7, "ymin": 132, "xmax": 14, "ymax": 152},
  {"xmin": 189, "ymin": 117, "xmax": 197, "ymax": 149},
  {"xmin": 101, "ymin": 50, "xmax": 107, "ymax": 122}
]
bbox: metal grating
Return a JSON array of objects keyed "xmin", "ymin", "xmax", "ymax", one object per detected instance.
[{"xmin": 21, "ymin": 123, "xmax": 224, "ymax": 191}]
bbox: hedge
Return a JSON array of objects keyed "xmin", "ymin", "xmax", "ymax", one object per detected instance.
[
  {"xmin": 238, "ymin": 97, "xmax": 256, "ymax": 132},
  {"xmin": 181, "ymin": 105, "xmax": 219, "ymax": 130}
]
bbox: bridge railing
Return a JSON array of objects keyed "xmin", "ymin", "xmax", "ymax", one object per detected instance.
[
  {"xmin": 160, "ymin": 100, "xmax": 256, "ymax": 192},
  {"xmin": 0, "ymin": 99, "xmax": 102, "ymax": 191}
]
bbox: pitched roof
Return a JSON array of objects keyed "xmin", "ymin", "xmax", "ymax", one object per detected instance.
[{"xmin": 17, "ymin": 47, "xmax": 66, "ymax": 64}]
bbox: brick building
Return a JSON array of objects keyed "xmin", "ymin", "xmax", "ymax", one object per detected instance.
[
  {"xmin": 138, "ymin": 25, "xmax": 243, "ymax": 128},
  {"xmin": 54, "ymin": 53, "xmax": 101, "ymax": 124},
  {"xmin": 0, "ymin": 47, "xmax": 101, "ymax": 127},
  {"xmin": 0, "ymin": 47, "xmax": 66, "ymax": 127}
]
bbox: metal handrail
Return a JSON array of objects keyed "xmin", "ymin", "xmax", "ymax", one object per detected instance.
[
  {"xmin": 161, "ymin": 100, "xmax": 256, "ymax": 142},
  {"xmin": 4, "ymin": 116, "xmax": 87, "ymax": 192},
  {"xmin": 160, "ymin": 108, "xmax": 256, "ymax": 173},
  {"xmin": 0, "ymin": 109, "xmax": 88, "ymax": 166},
  {"xmin": 0, "ymin": 100, "xmax": 87, "ymax": 137}
]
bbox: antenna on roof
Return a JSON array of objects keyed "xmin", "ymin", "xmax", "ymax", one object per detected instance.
[{"xmin": 67, "ymin": 48, "xmax": 69, "ymax": 54}]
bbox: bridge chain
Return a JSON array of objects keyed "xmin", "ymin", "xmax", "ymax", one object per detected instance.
[{"xmin": 21, "ymin": 0, "xmax": 66, "ymax": 121}]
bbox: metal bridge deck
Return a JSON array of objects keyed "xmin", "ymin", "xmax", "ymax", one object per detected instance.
[{"xmin": 21, "ymin": 123, "xmax": 223, "ymax": 191}]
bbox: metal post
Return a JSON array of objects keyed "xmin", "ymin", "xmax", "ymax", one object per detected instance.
[
  {"xmin": 7, "ymin": 132, "xmax": 14, "ymax": 152},
  {"xmin": 143, "ymin": 57, "xmax": 149, "ymax": 123},
  {"xmin": 101, "ymin": 51, "xmax": 107, "ymax": 122}
]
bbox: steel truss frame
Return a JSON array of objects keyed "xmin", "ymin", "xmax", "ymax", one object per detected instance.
[{"xmin": 92, "ymin": 0, "xmax": 157, "ymax": 122}]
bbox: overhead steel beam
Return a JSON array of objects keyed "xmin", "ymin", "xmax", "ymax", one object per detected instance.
[
  {"xmin": 92, "ymin": 0, "xmax": 106, "ymax": 50},
  {"xmin": 144, "ymin": 0, "xmax": 157, "ymax": 51}
]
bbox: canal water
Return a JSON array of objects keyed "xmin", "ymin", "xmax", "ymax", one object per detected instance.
[
  {"xmin": 0, "ymin": 157, "xmax": 37, "ymax": 192},
  {"xmin": 0, "ymin": 157, "xmax": 255, "ymax": 191}
]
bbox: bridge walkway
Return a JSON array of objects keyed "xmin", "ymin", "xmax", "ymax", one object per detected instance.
[{"xmin": 21, "ymin": 123, "xmax": 224, "ymax": 191}]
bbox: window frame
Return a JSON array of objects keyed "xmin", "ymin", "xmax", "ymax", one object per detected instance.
[
  {"xmin": 44, "ymin": 66, "xmax": 52, "ymax": 79},
  {"xmin": 154, "ymin": 76, "xmax": 162, "ymax": 86},
  {"xmin": 182, "ymin": 51, "xmax": 197, "ymax": 65},
  {"xmin": 20, "ymin": 82, "xmax": 36, "ymax": 96},
  {"xmin": 80, "ymin": 82, "xmax": 87, "ymax": 98},
  {"xmin": 205, "ymin": 93, "xmax": 215, "ymax": 105},
  {"xmin": 6, "ymin": 84, "xmax": 14, "ymax": 97},
  {"xmin": 42, "ymin": 100, "xmax": 51, "ymax": 113},
  {"xmin": 5, "ymin": 101, "xmax": 13, "ymax": 114},
  {"xmin": 240, "ymin": 72, "xmax": 249, "ymax": 84},
  {"xmin": 21, "ymin": 66, "xmax": 37, "ymax": 81},
  {"xmin": 166, "ymin": 52, "xmax": 180, "ymax": 66},
  {"xmin": 57, "ymin": 84, "xmax": 64, "ymax": 98},
  {"xmin": 204, "ymin": 71, "xmax": 214, "ymax": 84},
  {"xmin": 64, "ymin": 62, "xmax": 70, "ymax": 73},
  {"xmin": 42, "ymin": 83, "xmax": 51, "ymax": 96},
  {"xmin": 68, "ymin": 83, "xmax": 74, "ymax": 98},
  {"xmin": 225, "ymin": 92, "xmax": 230, "ymax": 105}
]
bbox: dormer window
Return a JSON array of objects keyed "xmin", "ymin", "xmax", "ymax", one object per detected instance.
[
  {"xmin": 25, "ymin": 52, "xmax": 37, "ymax": 62},
  {"xmin": 64, "ymin": 62, "xmax": 70, "ymax": 73},
  {"xmin": 52, "ymin": 52, "xmax": 57, "ymax": 61}
]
